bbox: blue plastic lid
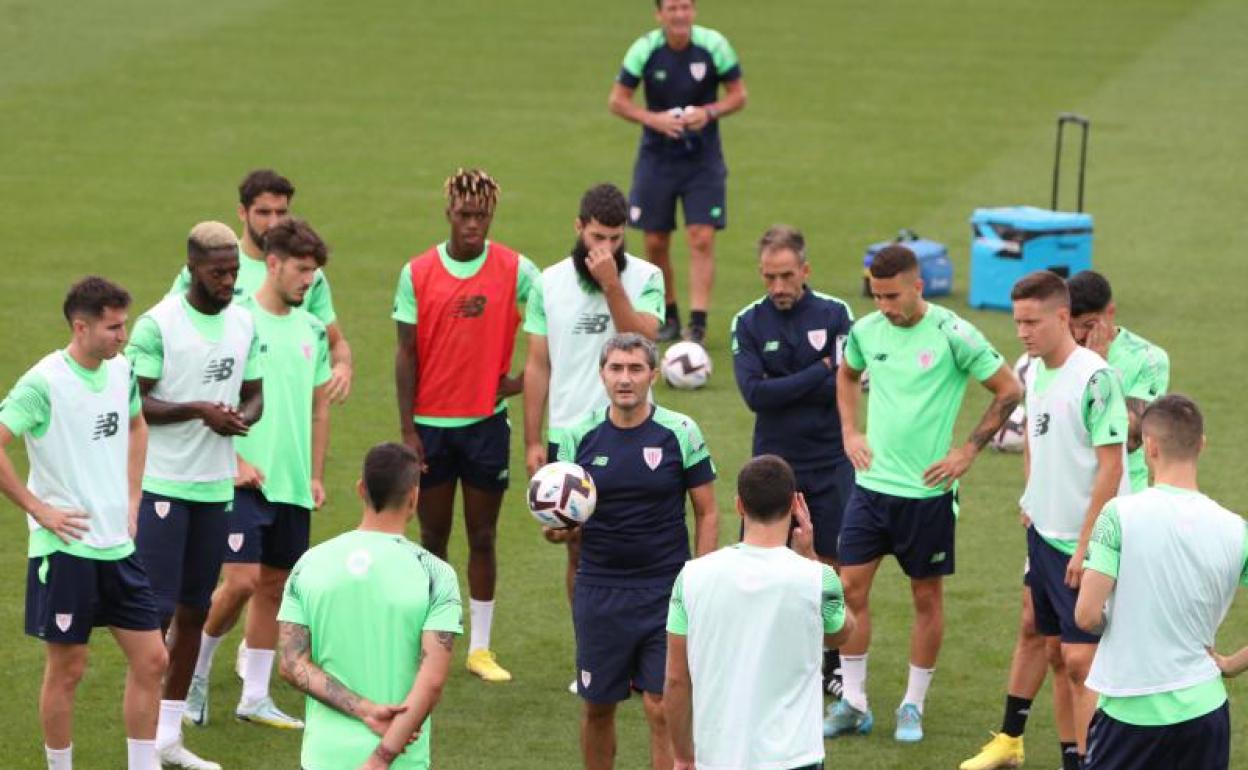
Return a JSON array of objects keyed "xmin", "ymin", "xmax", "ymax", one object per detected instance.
[{"xmin": 970, "ymin": 206, "xmax": 1093, "ymax": 228}]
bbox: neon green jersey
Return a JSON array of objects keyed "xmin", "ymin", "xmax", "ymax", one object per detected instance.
[
  {"xmin": 1106, "ymin": 326, "xmax": 1169, "ymax": 492},
  {"xmin": 169, "ymin": 245, "xmax": 337, "ymax": 326}
]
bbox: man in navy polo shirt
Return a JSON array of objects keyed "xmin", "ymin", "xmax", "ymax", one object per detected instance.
[
  {"xmin": 730, "ymin": 223, "xmax": 855, "ymax": 696},
  {"xmin": 549, "ymin": 332, "xmax": 717, "ymax": 770},
  {"xmin": 609, "ymin": 0, "xmax": 748, "ymax": 344}
]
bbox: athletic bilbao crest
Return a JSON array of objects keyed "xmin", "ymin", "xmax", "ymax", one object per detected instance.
[
  {"xmin": 643, "ymin": 447, "xmax": 663, "ymax": 470},
  {"xmin": 917, "ymin": 349, "xmax": 935, "ymax": 370},
  {"xmin": 55, "ymin": 613, "xmax": 73, "ymax": 633},
  {"xmin": 228, "ymin": 533, "xmax": 245, "ymax": 553},
  {"xmin": 581, "ymin": 670, "xmax": 592, "ymax": 689},
  {"xmin": 154, "ymin": 501, "xmax": 171, "ymax": 519},
  {"xmin": 301, "ymin": 342, "xmax": 313, "ymax": 361},
  {"xmin": 690, "ymin": 61, "xmax": 707, "ymax": 81},
  {"xmin": 806, "ymin": 329, "xmax": 827, "ymax": 351}
]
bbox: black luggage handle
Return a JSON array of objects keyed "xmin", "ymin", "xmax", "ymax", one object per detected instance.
[{"xmin": 1051, "ymin": 112, "xmax": 1090, "ymax": 212}]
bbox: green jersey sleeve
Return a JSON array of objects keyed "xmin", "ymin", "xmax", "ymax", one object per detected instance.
[
  {"xmin": 676, "ymin": 416, "xmax": 710, "ymax": 470},
  {"xmin": 303, "ymin": 271, "xmax": 337, "ymax": 326},
  {"xmin": 391, "ymin": 264, "xmax": 417, "ymax": 325},
  {"xmin": 1127, "ymin": 345, "xmax": 1170, "ymax": 402},
  {"xmin": 421, "ymin": 555, "xmax": 464, "ymax": 634},
  {"xmin": 522, "ymin": 273, "xmax": 547, "ymax": 336},
  {"xmin": 276, "ymin": 558, "xmax": 308, "ymax": 626},
  {"xmin": 1086, "ymin": 501, "xmax": 1122, "ymax": 579},
  {"xmin": 692, "ymin": 27, "xmax": 740, "ymax": 76},
  {"xmin": 516, "ymin": 255, "xmax": 541, "ymax": 306},
  {"xmin": 124, "ymin": 316, "xmax": 164, "ymax": 380},
  {"xmin": 843, "ymin": 322, "xmax": 866, "ymax": 371},
  {"xmin": 243, "ymin": 329, "xmax": 263, "ymax": 380},
  {"xmin": 168, "ymin": 266, "xmax": 191, "ymax": 297},
  {"xmin": 942, "ymin": 315, "xmax": 1005, "ymax": 382},
  {"xmin": 666, "ymin": 570, "xmax": 689, "ymax": 635},
  {"xmin": 638, "ymin": 271, "xmax": 665, "ymax": 320},
  {"xmin": 1240, "ymin": 528, "xmax": 1248, "ymax": 588},
  {"xmin": 1084, "ymin": 369, "xmax": 1129, "ymax": 446},
  {"xmin": 313, "ymin": 323, "xmax": 332, "ymax": 388},
  {"xmin": 621, "ymin": 32, "xmax": 658, "ymax": 79},
  {"xmin": 0, "ymin": 370, "xmax": 51, "ymax": 438},
  {"xmin": 129, "ymin": 366, "xmax": 141, "ymax": 417},
  {"xmin": 821, "ymin": 564, "xmax": 846, "ymax": 634}
]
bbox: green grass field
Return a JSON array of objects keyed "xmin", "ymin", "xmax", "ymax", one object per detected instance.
[{"xmin": 3, "ymin": 0, "xmax": 1248, "ymax": 767}]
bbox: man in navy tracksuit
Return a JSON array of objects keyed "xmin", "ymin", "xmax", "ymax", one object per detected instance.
[{"xmin": 730, "ymin": 224, "xmax": 855, "ymax": 695}]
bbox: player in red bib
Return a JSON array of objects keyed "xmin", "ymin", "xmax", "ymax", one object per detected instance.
[{"xmin": 393, "ymin": 169, "xmax": 539, "ymax": 683}]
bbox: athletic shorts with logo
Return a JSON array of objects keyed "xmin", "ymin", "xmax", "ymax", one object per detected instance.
[
  {"xmin": 418, "ymin": 411, "xmax": 511, "ymax": 492},
  {"xmin": 135, "ymin": 492, "xmax": 228, "ymax": 616},
  {"xmin": 573, "ymin": 582, "xmax": 670, "ymax": 703},
  {"xmin": 1085, "ymin": 702, "xmax": 1229, "ymax": 770},
  {"xmin": 838, "ymin": 485, "xmax": 956, "ymax": 578},
  {"xmin": 26, "ymin": 551, "xmax": 160, "ymax": 644},
  {"xmin": 628, "ymin": 150, "xmax": 727, "ymax": 233},
  {"xmin": 1026, "ymin": 525, "xmax": 1099, "ymax": 644},
  {"xmin": 224, "ymin": 486, "xmax": 311, "ymax": 571}
]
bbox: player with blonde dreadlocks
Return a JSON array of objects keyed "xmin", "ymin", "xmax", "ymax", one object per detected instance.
[{"xmin": 392, "ymin": 168, "xmax": 540, "ymax": 683}]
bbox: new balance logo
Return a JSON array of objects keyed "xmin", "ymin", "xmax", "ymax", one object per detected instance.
[
  {"xmin": 1033, "ymin": 413, "xmax": 1052, "ymax": 437},
  {"xmin": 202, "ymin": 357, "xmax": 236, "ymax": 383},
  {"xmin": 591, "ymin": 456, "xmax": 609, "ymax": 467},
  {"xmin": 92, "ymin": 412, "xmax": 119, "ymax": 440},
  {"xmin": 450, "ymin": 295, "xmax": 487, "ymax": 318},
  {"xmin": 873, "ymin": 353, "xmax": 889, "ymax": 362},
  {"xmin": 573, "ymin": 313, "xmax": 610, "ymax": 335}
]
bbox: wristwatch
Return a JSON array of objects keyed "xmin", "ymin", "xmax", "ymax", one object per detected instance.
[{"xmin": 705, "ymin": 104, "xmax": 720, "ymax": 121}]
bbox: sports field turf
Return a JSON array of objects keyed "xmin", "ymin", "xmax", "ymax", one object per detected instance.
[{"xmin": 2, "ymin": 0, "xmax": 1247, "ymax": 767}]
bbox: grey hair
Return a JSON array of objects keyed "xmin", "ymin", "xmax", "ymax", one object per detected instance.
[
  {"xmin": 757, "ymin": 224, "xmax": 806, "ymax": 264},
  {"xmin": 599, "ymin": 332, "xmax": 658, "ymax": 369}
]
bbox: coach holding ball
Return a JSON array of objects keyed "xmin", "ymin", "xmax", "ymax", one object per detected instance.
[{"xmin": 609, "ymin": 0, "xmax": 747, "ymax": 344}]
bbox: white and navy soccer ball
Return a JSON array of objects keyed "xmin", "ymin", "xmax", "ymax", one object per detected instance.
[
  {"xmin": 990, "ymin": 354, "xmax": 1034, "ymax": 453},
  {"xmin": 661, "ymin": 341, "xmax": 712, "ymax": 390},
  {"xmin": 527, "ymin": 462, "xmax": 597, "ymax": 529}
]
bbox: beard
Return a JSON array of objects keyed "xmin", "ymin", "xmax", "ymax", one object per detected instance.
[{"xmin": 571, "ymin": 237, "xmax": 628, "ymax": 290}]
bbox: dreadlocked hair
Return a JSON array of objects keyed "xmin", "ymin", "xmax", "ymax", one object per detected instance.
[{"xmin": 444, "ymin": 168, "xmax": 500, "ymax": 212}]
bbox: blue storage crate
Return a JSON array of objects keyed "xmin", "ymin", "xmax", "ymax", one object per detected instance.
[
  {"xmin": 968, "ymin": 206, "xmax": 1093, "ymax": 311},
  {"xmin": 862, "ymin": 231, "xmax": 953, "ymax": 298}
]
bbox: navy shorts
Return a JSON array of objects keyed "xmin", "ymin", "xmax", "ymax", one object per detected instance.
[
  {"xmin": 1086, "ymin": 702, "xmax": 1229, "ymax": 770},
  {"xmin": 223, "ymin": 487, "xmax": 310, "ymax": 570},
  {"xmin": 573, "ymin": 582, "xmax": 669, "ymax": 703},
  {"xmin": 628, "ymin": 150, "xmax": 727, "ymax": 233},
  {"xmin": 838, "ymin": 485, "xmax": 957, "ymax": 578},
  {"xmin": 135, "ymin": 492, "xmax": 229, "ymax": 616},
  {"xmin": 25, "ymin": 551, "xmax": 161, "ymax": 644},
  {"xmin": 795, "ymin": 460, "xmax": 855, "ymax": 560},
  {"xmin": 418, "ymin": 411, "xmax": 511, "ymax": 492},
  {"xmin": 1026, "ymin": 526, "xmax": 1099, "ymax": 644}
]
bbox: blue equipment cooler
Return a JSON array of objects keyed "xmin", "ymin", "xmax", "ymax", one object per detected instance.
[
  {"xmin": 969, "ymin": 113, "xmax": 1093, "ymax": 311},
  {"xmin": 863, "ymin": 230, "xmax": 953, "ymax": 298}
]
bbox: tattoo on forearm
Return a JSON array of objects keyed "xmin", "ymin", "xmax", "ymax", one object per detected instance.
[
  {"xmin": 280, "ymin": 621, "xmax": 364, "ymax": 717},
  {"xmin": 969, "ymin": 394, "xmax": 1022, "ymax": 450},
  {"xmin": 324, "ymin": 672, "xmax": 362, "ymax": 715},
  {"xmin": 434, "ymin": 631, "xmax": 455, "ymax": 653}
]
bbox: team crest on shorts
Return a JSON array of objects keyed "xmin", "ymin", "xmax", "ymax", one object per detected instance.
[
  {"xmin": 154, "ymin": 501, "xmax": 171, "ymax": 519},
  {"xmin": 643, "ymin": 447, "xmax": 663, "ymax": 470},
  {"xmin": 917, "ymin": 349, "xmax": 935, "ymax": 370},
  {"xmin": 54, "ymin": 613, "xmax": 73, "ymax": 633},
  {"xmin": 806, "ymin": 329, "xmax": 827, "ymax": 351},
  {"xmin": 690, "ymin": 61, "xmax": 707, "ymax": 81},
  {"xmin": 630, "ymin": 205, "xmax": 641, "ymax": 223},
  {"xmin": 581, "ymin": 670, "xmax": 592, "ymax": 689},
  {"xmin": 227, "ymin": 533, "xmax": 245, "ymax": 553}
]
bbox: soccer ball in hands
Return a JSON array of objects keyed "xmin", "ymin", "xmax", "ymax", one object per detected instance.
[
  {"xmin": 662, "ymin": 341, "xmax": 712, "ymax": 390},
  {"xmin": 527, "ymin": 462, "xmax": 597, "ymax": 529}
]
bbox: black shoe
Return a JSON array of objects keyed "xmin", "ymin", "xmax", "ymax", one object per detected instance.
[
  {"xmin": 684, "ymin": 324, "xmax": 706, "ymax": 345},
  {"xmin": 658, "ymin": 317, "xmax": 682, "ymax": 342}
]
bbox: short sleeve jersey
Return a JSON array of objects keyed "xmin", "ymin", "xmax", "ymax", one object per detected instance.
[
  {"xmin": 617, "ymin": 26, "xmax": 741, "ymax": 158},
  {"xmin": 843, "ymin": 304, "xmax": 1005, "ymax": 499},
  {"xmin": 170, "ymin": 247, "xmax": 337, "ymax": 326},
  {"xmin": 234, "ymin": 297, "xmax": 331, "ymax": 510},
  {"xmin": 125, "ymin": 298, "xmax": 263, "ymax": 503},
  {"xmin": 278, "ymin": 530, "xmax": 463, "ymax": 770},
  {"xmin": 557, "ymin": 405, "xmax": 716, "ymax": 586},
  {"xmin": 1107, "ymin": 326, "xmax": 1170, "ymax": 491}
]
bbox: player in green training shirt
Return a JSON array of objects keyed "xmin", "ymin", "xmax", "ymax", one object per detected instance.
[
  {"xmin": 189, "ymin": 218, "xmax": 333, "ymax": 732},
  {"xmin": 278, "ymin": 443, "xmax": 462, "ymax": 770},
  {"xmin": 168, "ymin": 169, "xmax": 353, "ymax": 403},
  {"xmin": 0, "ymin": 277, "xmax": 167, "ymax": 770},
  {"xmin": 828, "ymin": 245, "xmax": 1021, "ymax": 743}
]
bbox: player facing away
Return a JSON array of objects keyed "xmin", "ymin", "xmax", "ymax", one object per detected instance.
[
  {"xmin": 828, "ymin": 245, "xmax": 1022, "ymax": 742},
  {"xmin": 548, "ymin": 333, "xmax": 718, "ymax": 770},
  {"xmin": 126, "ymin": 222, "xmax": 263, "ymax": 770},
  {"xmin": 278, "ymin": 443, "xmax": 463, "ymax": 770},
  {"xmin": 1076, "ymin": 395, "xmax": 1243, "ymax": 770},
  {"xmin": 665, "ymin": 455, "xmax": 854, "ymax": 770},
  {"xmin": 0, "ymin": 277, "xmax": 167, "ymax": 770},
  {"xmin": 961, "ymin": 270, "xmax": 1169, "ymax": 770},
  {"xmin": 522, "ymin": 182, "xmax": 664, "ymax": 609},
  {"xmin": 190, "ymin": 218, "xmax": 333, "ymax": 730},
  {"xmin": 729, "ymin": 224, "xmax": 855, "ymax": 695},
  {"xmin": 393, "ymin": 168, "xmax": 539, "ymax": 683},
  {"xmin": 609, "ymin": 0, "xmax": 747, "ymax": 343}
]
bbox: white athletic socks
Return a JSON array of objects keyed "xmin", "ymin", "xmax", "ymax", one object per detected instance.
[
  {"xmin": 469, "ymin": 599, "xmax": 495, "ymax": 652},
  {"xmin": 45, "ymin": 744, "xmax": 72, "ymax": 770},
  {"xmin": 841, "ymin": 653, "xmax": 869, "ymax": 712},
  {"xmin": 902, "ymin": 664, "xmax": 936, "ymax": 713},
  {"xmin": 240, "ymin": 648, "xmax": 276, "ymax": 705},
  {"xmin": 126, "ymin": 738, "xmax": 156, "ymax": 770},
  {"xmin": 155, "ymin": 699, "xmax": 186, "ymax": 748},
  {"xmin": 194, "ymin": 633, "xmax": 223, "ymax": 679}
]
